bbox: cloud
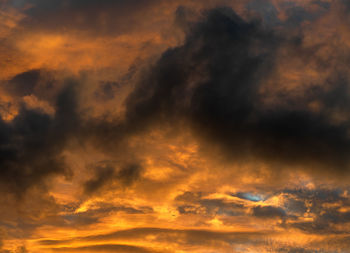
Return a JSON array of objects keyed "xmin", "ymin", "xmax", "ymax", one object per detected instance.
[
  {"xmin": 122, "ymin": 6, "xmax": 350, "ymax": 175},
  {"xmin": 50, "ymin": 244, "xmax": 161, "ymax": 253},
  {"xmin": 234, "ymin": 192, "xmax": 264, "ymax": 202},
  {"xmin": 5, "ymin": 69, "xmax": 41, "ymax": 97},
  {"xmin": 0, "ymin": 238, "xmax": 28, "ymax": 253},
  {"xmin": 276, "ymin": 247, "xmax": 324, "ymax": 253},
  {"xmin": 84, "ymin": 162, "xmax": 143, "ymax": 194},
  {"xmin": 39, "ymin": 227, "xmax": 272, "ymax": 250},
  {"xmin": 2, "ymin": 1, "xmax": 350, "ymax": 252},
  {"xmin": 0, "ymin": 80, "xmax": 79, "ymax": 196},
  {"xmin": 264, "ymin": 187, "xmax": 350, "ymax": 234},
  {"xmin": 10, "ymin": 0, "xmax": 165, "ymax": 37},
  {"xmin": 175, "ymin": 191, "xmax": 245, "ymax": 217},
  {"xmin": 252, "ymin": 205, "xmax": 286, "ymax": 219}
]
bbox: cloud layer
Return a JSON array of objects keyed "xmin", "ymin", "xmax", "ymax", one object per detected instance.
[{"xmin": 1, "ymin": 0, "xmax": 350, "ymax": 252}]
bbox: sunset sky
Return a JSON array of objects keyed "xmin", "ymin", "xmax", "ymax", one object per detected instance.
[{"xmin": 1, "ymin": 0, "xmax": 350, "ymax": 252}]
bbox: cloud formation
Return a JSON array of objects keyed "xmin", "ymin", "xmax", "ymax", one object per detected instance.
[
  {"xmin": 0, "ymin": 78, "xmax": 79, "ymax": 196},
  {"xmin": 1, "ymin": 0, "xmax": 350, "ymax": 252},
  {"xmin": 124, "ymin": 6, "xmax": 350, "ymax": 175}
]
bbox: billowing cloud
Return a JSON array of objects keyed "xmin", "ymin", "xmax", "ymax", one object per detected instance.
[
  {"xmin": 1, "ymin": 0, "xmax": 350, "ymax": 252},
  {"xmin": 0, "ymin": 79, "xmax": 79, "ymax": 196},
  {"xmin": 122, "ymin": 6, "xmax": 350, "ymax": 176}
]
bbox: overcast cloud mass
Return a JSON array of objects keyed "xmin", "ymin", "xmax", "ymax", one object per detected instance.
[{"xmin": 1, "ymin": 0, "xmax": 350, "ymax": 252}]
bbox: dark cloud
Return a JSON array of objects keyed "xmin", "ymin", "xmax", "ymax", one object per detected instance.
[
  {"xmin": 3, "ymin": 69, "xmax": 59, "ymax": 102},
  {"xmin": 117, "ymin": 163, "xmax": 143, "ymax": 186},
  {"xmin": 3, "ymin": 3, "xmax": 350, "ymax": 251},
  {"xmin": 0, "ymin": 69, "xmax": 142, "ymax": 198},
  {"xmin": 84, "ymin": 162, "xmax": 143, "ymax": 194},
  {"xmin": 6, "ymin": 70, "xmax": 41, "ymax": 97},
  {"xmin": 252, "ymin": 205, "xmax": 286, "ymax": 219},
  {"xmin": 283, "ymin": 188, "xmax": 347, "ymax": 204},
  {"xmin": 94, "ymin": 81, "xmax": 120, "ymax": 101},
  {"xmin": 283, "ymin": 198, "xmax": 307, "ymax": 215},
  {"xmin": 314, "ymin": 1, "xmax": 331, "ymax": 10},
  {"xmin": 3, "ymin": 0, "xmax": 350, "ymax": 196},
  {"xmin": 7, "ymin": 5, "xmax": 346, "ymax": 202},
  {"xmin": 273, "ymin": 187, "xmax": 350, "ymax": 234},
  {"xmin": 0, "ymin": 75, "xmax": 80, "ymax": 196},
  {"xmin": 246, "ymin": 0, "xmax": 281, "ymax": 26},
  {"xmin": 12, "ymin": 0, "xmax": 164, "ymax": 36},
  {"xmin": 122, "ymin": 6, "xmax": 350, "ymax": 174},
  {"xmin": 84, "ymin": 163, "xmax": 115, "ymax": 194},
  {"xmin": 319, "ymin": 209, "xmax": 350, "ymax": 224},
  {"xmin": 288, "ymin": 209, "xmax": 350, "ymax": 234}
]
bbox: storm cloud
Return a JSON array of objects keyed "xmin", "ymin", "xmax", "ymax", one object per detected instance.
[
  {"xmin": 2, "ymin": 1, "xmax": 350, "ymax": 252},
  {"xmin": 0, "ymin": 79, "xmax": 80, "ymax": 196},
  {"xmin": 123, "ymin": 7, "xmax": 350, "ymax": 174}
]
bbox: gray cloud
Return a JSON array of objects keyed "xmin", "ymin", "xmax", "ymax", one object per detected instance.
[
  {"xmin": 252, "ymin": 205, "xmax": 286, "ymax": 219},
  {"xmin": 122, "ymin": 6, "xmax": 350, "ymax": 175},
  {"xmin": 11, "ymin": 0, "xmax": 164, "ymax": 36},
  {"xmin": 0, "ymin": 78, "xmax": 79, "ymax": 196},
  {"xmin": 84, "ymin": 162, "xmax": 143, "ymax": 194}
]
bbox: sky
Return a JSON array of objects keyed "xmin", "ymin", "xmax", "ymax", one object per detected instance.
[{"xmin": 1, "ymin": 0, "xmax": 350, "ymax": 252}]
